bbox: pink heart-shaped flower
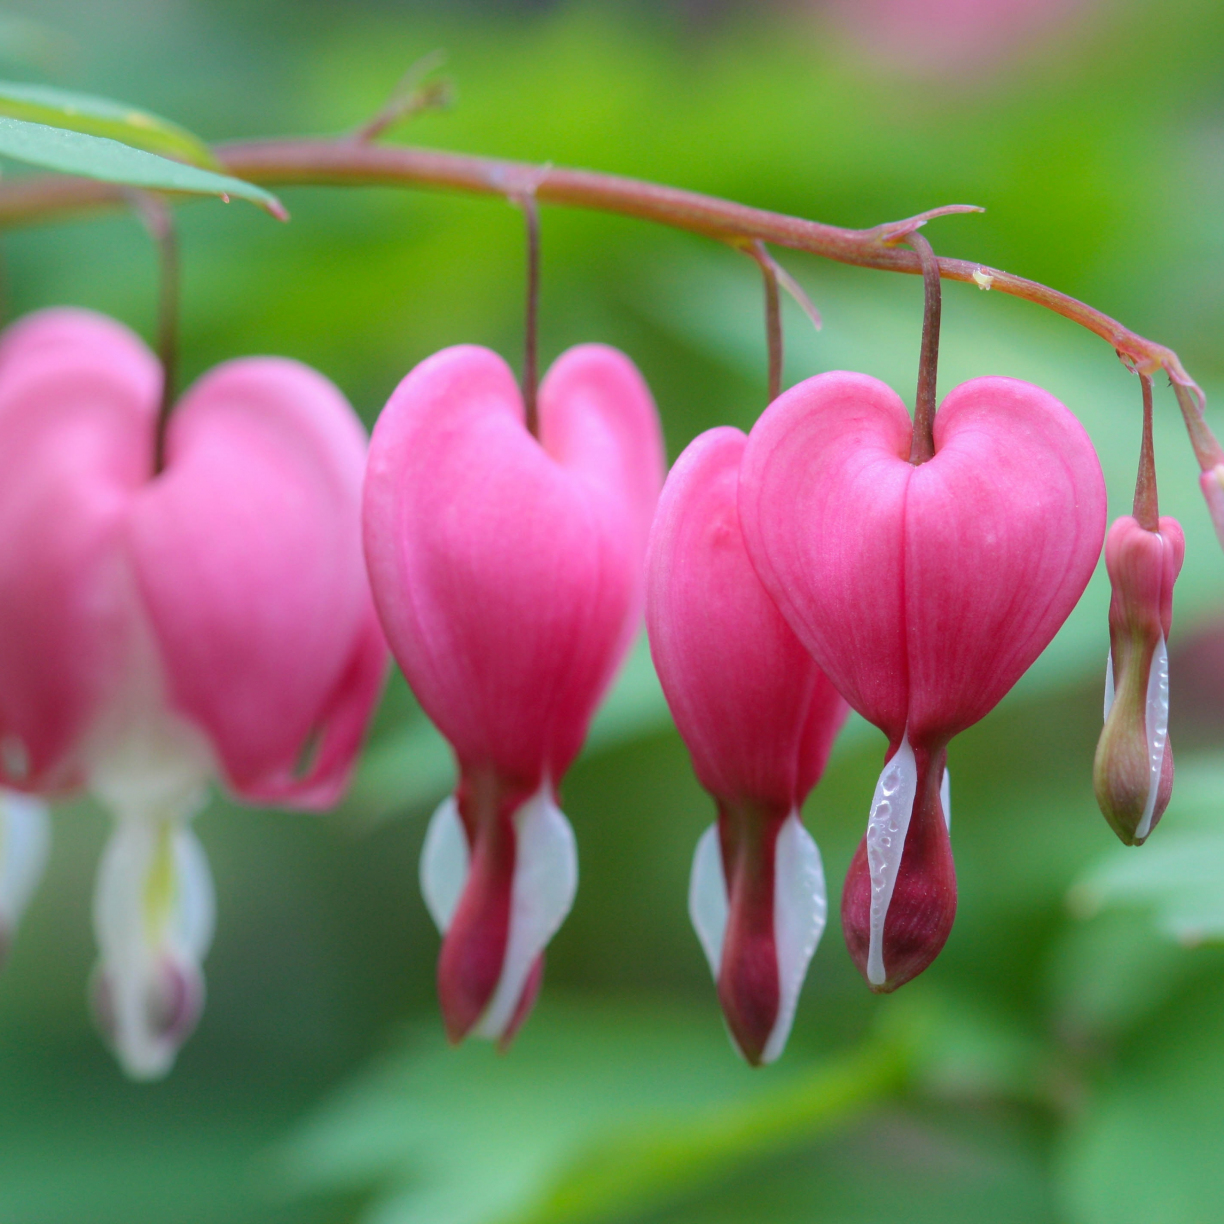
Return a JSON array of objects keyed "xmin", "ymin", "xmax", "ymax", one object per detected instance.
[
  {"xmin": 740, "ymin": 371, "xmax": 1106, "ymax": 990},
  {"xmin": 647, "ymin": 425, "xmax": 846, "ymax": 1064},
  {"xmin": 364, "ymin": 343, "xmax": 664, "ymax": 1043}
]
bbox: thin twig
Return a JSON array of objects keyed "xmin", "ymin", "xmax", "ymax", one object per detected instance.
[
  {"xmin": 746, "ymin": 240, "xmax": 783, "ymax": 403},
  {"xmin": 1133, "ymin": 373, "xmax": 1159, "ymax": 530},
  {"xmin": 352, "ymin": 51, "xmax": 451, "ymax": 144},
  {"xmin": 518, "ymin": 192, "xmax": 541, "ymax": 437},
  {"xmin": 907, "ymin": 230, "xmax": 940, "ymax": 465},
  {"xmin": 128, "ymin": 191, "xmax": 179, "ymax": 473}
]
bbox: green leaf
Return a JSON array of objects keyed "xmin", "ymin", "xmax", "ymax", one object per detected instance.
[
  {"xmin": 278, "ymin": 997, "xmax": 910, "ymax": 1224},
  {"xmin": 1057, "ymin": 974, "xmax": 1224, "ymax": 1224},
  {"xmin": 0, "ymin": 115, "xmax": 284, "ymax": 216},
  {"xmin": 1068, "ymin": 754, "xmax": 1224, "ymax": 943},
  {"xmin": 0, "ymin": 80, "xmax": 221, "ymax": 168}
]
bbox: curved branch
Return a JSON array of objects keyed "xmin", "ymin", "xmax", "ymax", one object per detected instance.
[{"xmin": 0, "ymin": 136, "xmax": 1205, "ymax": 413}]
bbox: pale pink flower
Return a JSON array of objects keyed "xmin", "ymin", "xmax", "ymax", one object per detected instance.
[{"xmin": 0, "ymin": 308, "xmax": 386, "ymax": 1076}]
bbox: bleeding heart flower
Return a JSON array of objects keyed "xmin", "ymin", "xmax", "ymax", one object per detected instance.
[
  {"xmin": 740, "ymin": 371, "xmax": 1106, "ymax": 991},
  {"xmin": 1095, "ymin": 514, "xmax": 1184, "ymax": 845},
  {"xmin": 0, "ymin": 308, "xmax": 387, "ymax": 1077},
  {"xmin": 646, "ymin": 426, "xmax": 846, "ymax": 1064},
  {"xmin": 363, "ymin": 343, "xmax": 664, "ymax": 1044}
]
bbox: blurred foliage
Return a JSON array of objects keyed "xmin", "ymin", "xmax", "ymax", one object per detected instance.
[{"xmin": 1, "ymin": 1, "xmax": 1224, "ymax": 1222}]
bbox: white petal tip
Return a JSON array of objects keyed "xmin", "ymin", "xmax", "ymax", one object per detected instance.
[
  {"xmin": 473, "ymin": 786, "xmax": 577, "ymax": 1041},
  {"xmin": 761, "ymin": 812, "xmax": 826, "ymax": 1064},
  {"xmin": 865, "ymin": 734, "xmax": 918, "ymax": 990},
  {"xmin": 0, "ymin": 788, "xmax": 51, "ymax": 940},
  {"xmin": 689, "ymin": 823, "xmax": 728, "ymax": 980},
  {"xmin": 420, "ymin": 796, "xmax": 469, "ymax": 933}
]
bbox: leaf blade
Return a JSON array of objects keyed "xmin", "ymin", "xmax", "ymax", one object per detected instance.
[
  {"xmin": 0, "ymin": 115, "xmax": 285, "ymax": 217},
  {"xmin": 0, "ymin": 80, "xmax": 221, "ymax": 168}
]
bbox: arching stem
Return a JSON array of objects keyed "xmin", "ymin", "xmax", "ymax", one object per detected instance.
[
  {"xmin": 130, "ymin": 192, "xmax": 179, "ymax": 474},
  {"xmin": 908, "ymin": 230, "xmax": 941, "ymax": 465},
  {"xmin": 1133, "ymin": 372, "xmax": 1159, "ymax": 531},
  {"xmin": 0, "ymin": 134, "xmax": 1215, "ymax": 472},
  {"xmin": 518, "ymin": 192, "xmax": 541, "ymax": 438}
]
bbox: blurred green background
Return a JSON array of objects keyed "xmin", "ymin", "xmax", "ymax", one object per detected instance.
[{"xmin": 3, "ymin": 0, "xmax": 1224, "ymax": 1221}]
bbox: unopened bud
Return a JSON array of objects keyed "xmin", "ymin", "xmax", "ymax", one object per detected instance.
[
  {"xmin": 1094, "ymin": 515, "xmax": 1184, "ymax": 845},
  {"xmin": 1199, "ymin": 466, "xmax": 1224, "ymax": 554},
  {"xmin": 841, "ymin": 736, "xmax": 956, "ymax": 993}
]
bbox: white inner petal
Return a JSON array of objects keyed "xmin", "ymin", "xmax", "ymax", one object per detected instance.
[
  {"xmin": 1104, "ymin": 649, "xmax": 1116, "ymax": 722},
  {"xmin": 0, "ymin": 788, "xmax": 50, "ymax": 935},
  {"xmin": 93, "ymin": 813, "xmax": 215, "ymax": 1079},
  {"xmin": 1136, "ymin": 633, "xmax": 1170, "ymax": 842},
  {"xmin": 419, "ymin": 796, "xmax": 469, "ymax": 932},
  {"xmin": 473, "ymin": 784, "xmax": 577, "ymax": 1041},
  {"xmin": 688, "ymin": 822, "xmax": 727, "ymax": 979},
  {"xmin": 865, "ymin": 733, "xmax": 918, "ymax": 988},
  {"xmin": 761, "ymin": 811, "xmax": 826, "ymax": 1065}
]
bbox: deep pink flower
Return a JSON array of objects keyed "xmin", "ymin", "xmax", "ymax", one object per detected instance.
[
  {"xmin": 740, "ymin": 371, "xmax": 1106, "ymax": 991},
  {"xmin": 363, "ymin": 344, "xmax": 664, "ymax": 1044},
  {"xmin": 647, "ymin": 426, "xmax": 846, "ymax": 1063},
  {"xmin": 0, "ymin": 308, "xmax": 387, "ymax": 1076},
  {"xmin": 1095, "ymin": 514, "xmax": 1184, "ymax": 844}
]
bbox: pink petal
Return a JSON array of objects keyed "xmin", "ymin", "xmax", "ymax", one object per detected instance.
[
  {"xmin": 0, "ymin": 310, "xmax": 158, "ymax": 789},
  {"xmin": 648, "ymin": 426, "xmax": 844, "ymax": 1063},
  {"xmin": 129, "ymin": 357, "xmax": 384, "ymax": 802},
  {"xmin": 647, "ymin": 426, "xmax": 846, "ymax": 806},
  {"xmin": 739, "ymin": 372, "xmax": 913, "ymax": 742},
  {"xmin": 740, "ymin": 372, "xmax": 1106, "ymax": 748},
  {"xmin": 904, "ymin": 377, "xmax": 1107, "ymax": 744},
  {"xmin": 363, "ymin": 343, "xmax": 664, "ymax": 786}
]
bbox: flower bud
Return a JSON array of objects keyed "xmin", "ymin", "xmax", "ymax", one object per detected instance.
[
  {"xmin": 1094, "ymin": 515, "xmax": 1184, "ymax": 845},
  {"xmin": 1199, "ymin": 465, "xmax": 1224, "ymax": 554}
]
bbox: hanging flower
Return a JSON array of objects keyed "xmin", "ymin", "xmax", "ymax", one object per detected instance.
[
  {"xmin": 740, "ymin": 371, "xmax": 1106, "ymax": 991},
  {"xmin": 1095, "ymin": 513, "xmax": 1184, "ymax": 845},
  {"xmin": 646, "ymin": 426, "xmax": 846, "ymax": 1064},
  {"xmin": 364, "ymin": 343, "xmax": 664, "ymax": 1044},
  {"xmin": 0, "ymin": 308, "xmax": 387, "ymax": 1077}
]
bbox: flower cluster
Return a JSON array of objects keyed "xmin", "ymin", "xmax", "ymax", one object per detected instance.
[{"xmin": 0, "ymin": 285, "xmax": 1194, "ymax": 1072}]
